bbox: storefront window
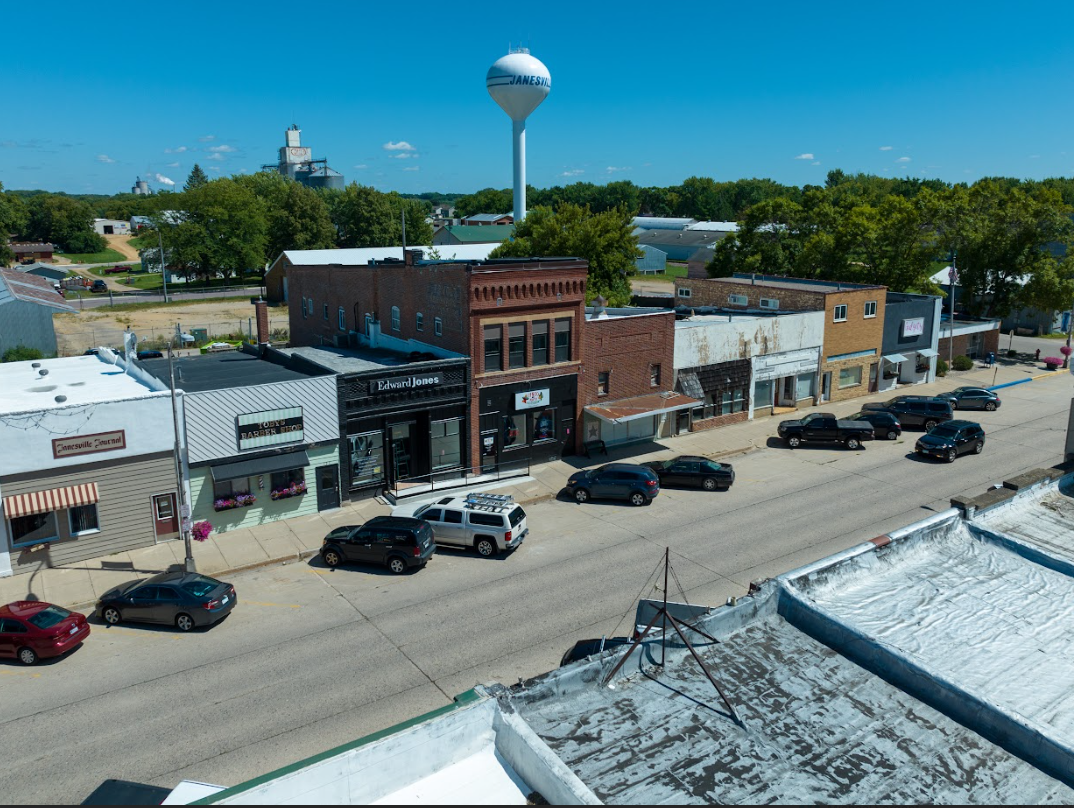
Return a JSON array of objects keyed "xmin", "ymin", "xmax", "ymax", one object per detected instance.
[
  {"xmin": 554, "ymin": 318, "xmax": 571, "ymax": 362},
  {"xmin": 69, "ymin": 504, "xmax": 99, "ymax": 535},
  {"xmin": 721, "ymin": 391, "xmax": 732, "ymax": 415},
  {"xmin": 732, "ymin": 388, "xmax": 746, "ymax": 413},
  {"xmin": 10, "ymin": 512, "xmax": 58, "ymax": 546},
  {"xmin": 508, "ymin": 323, "xmax": 526, "ymax": 369},
  {"xmin": 484, "ymin": 325, "xmax": 502, "ymax": 372},
  {"xmin": 839, "ymin": 365, "xmax": 863, "ymax": 388},
  {"xmin": 213, "ymin": 479, "xmax": 248, "ymax": 499},
  {"xmin": 349, "ymin": 432, "xmax": 385, "ymax": 486},
  {"xmin": 270, "ymin": 469, "xmax": 305, "ymax": 492},
  {"xmin": 795, "ymin": 373, "xmax": 814, "ymax": 401},
  {"xmin": 532, "ymin": 409, "xmax": 556, "ymax": 443},
  {"xmin": 431, "ymin": 419, "xmax": 463, "ymax": 471},
  {"xmin": 754, "ymin": 379, "xmax": 774, "ymax": 409},
  {"xmin": 502, "ymin": 414, "xmax": 522, "ymax": 449},
  {"xmin": 532, "ymin": 320, "xmax": 549, "ymax": 365}
]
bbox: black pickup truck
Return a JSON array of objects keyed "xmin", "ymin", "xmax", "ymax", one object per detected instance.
[{"xmin": 777, "ymin": 412, "xmax": 875, "ymax": 449}]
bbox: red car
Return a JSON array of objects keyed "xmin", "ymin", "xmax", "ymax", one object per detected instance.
[{"xmin": 0, "ymin": 601, "xmax": 90, "ymax": 665}]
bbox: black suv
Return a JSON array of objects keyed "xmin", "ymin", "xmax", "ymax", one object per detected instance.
[
  {"xmin": 320, "ymin": 516, "xmax": 435, "ymax": 574},
  {"xmin": 565, "ymin": 463, "xmax": 660, "ymax": 506},
  {"xmin": 863, "ymin": 396, "xmax": 953, "ymax": 430},
  {"xmin": 848, "ymin": 410, "xmax": 902, "ymax": 441}
]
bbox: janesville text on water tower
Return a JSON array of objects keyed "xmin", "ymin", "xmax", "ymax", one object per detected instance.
[
  {"xmin": 486, "ymin": 49, "xmax": 550, "ymax": 223},
  {"xmin": 263, "ymin": 125, "xmax": 344, "ymax": 190}
]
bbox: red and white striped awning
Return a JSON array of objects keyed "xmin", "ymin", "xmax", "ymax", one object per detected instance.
[{"xmin": 3, "ymin": 483, "xmax": 99, "ymax": 520}]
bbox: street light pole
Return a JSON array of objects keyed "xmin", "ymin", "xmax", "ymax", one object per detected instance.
[
  {"xmin": 166, "ymin": 336, "xmax": 195, "ymax": 573},
  {"xmin": 158, "ymin": 226, "xmax": 169, "ymax": 304},
  {"xmin": 948, "ymin": 253, "xmax": 957, "ymax": 369}
]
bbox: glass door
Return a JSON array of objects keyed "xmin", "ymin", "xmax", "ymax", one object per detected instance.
[
  {"xmin": 480, "ymin": 430, "xmax": 498, "ymax": 473},
  {"xmin": 388, "ymin": 422, "xmax": 414, "ymax": 482}
]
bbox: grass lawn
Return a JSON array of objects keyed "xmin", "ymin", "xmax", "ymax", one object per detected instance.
[
  {"xmin": 94, "ymin": 296, "xmax": 247, "ymax": 312},
  {"xmin": 631, "ymin": 263, "xmax": 689, "ymax": 282},
  {"xmin": 128, "ymin": 235, "xmax": 153, "ymax": 250},
  {"xmin": 59, "ymin": 248, "xmax": 128, "ymax": 264}
]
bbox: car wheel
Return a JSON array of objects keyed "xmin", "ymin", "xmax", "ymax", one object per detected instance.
[
  {"xmin": 574, "ymin": 488, "xmax": 591, "ymax": 504},
  {"xmin": 887, "ymin": 430, "xmax": 899, "ymax": 440},
  {"xmin": 387, "ymin": 556, "xmax": 408, "ymax": 574},
  {"xmin": 974, "ymin": 441, "xmax": 984, "ymax": 454},
  {"xmin": 702, "ymin": 477, "xmax": 718, "ymax": 491},
  {"xmin": 787, "ymin": 435, "xmax": 801, "ymax": 448},
  {"xmin": 17, "ymin": 647, "xmax": 38, "ymax": 666},
  {"xmin": 629, "ymin": 491, "xmax": 647, "ymax": 507},
  {"xmin": 102, "ymin": 607, "xmax": 122, "ymax": 626},
  {"xmin": 322, "ymin": 548, "xmax": 343, "ymax": 568},
  {"xmin": 946, "ymin": 449, "xmax": 957, "ymax": 463},
  {"xmin": 475, "ymin": 538, "xmax": 497, "ymax": 558},
  {"xmin": 924, "ymin": 419, "xmax": 938, "ymax": 431},
  {"xmin": 175, "ymin": 613, "xmax": 195, "ymax": 632},
  {"xmin": 985, "ymin": 402, "xmax": 997, "ymax": 411},
  {"xmin": 846, "ymin": 437, "xmax": 861, "ymax": 450}
]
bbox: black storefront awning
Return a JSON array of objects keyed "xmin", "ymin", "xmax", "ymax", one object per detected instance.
[{"xmin": 210, "ymin": 450, "xmax": 310, "ymax": 482}]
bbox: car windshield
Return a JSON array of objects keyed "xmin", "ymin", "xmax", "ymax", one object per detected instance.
[
  {"xmin": 27, "ymin": 605, "xmax": 71, "ymax": 629},
  {"xmin": 181, "ymin": 576, "xmax": 220, "ymax": 598},
  {"xmin": 929, "ymin": 426, "xmax": 959, "ymax": 439}
]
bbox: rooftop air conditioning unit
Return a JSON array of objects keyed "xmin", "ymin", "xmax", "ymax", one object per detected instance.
[{"xmin": 759, "ymin": 298, "xmax": 780, "ymax": 310}]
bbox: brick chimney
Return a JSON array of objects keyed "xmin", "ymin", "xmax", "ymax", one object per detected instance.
[
  {"xmin": 404, "ymin": 248, "xmax": 424, "ymax": 267},
  {"xmin": 255, "ymin": 300, "xmax": 270, "ymax": 345}
]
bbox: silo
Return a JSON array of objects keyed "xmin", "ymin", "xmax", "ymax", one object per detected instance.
[{"xmin": 304, "ymin": 165, "xmax": 345, "ymax": 191}]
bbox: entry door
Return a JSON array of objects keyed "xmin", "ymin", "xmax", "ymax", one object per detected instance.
[
  {"xmin": 560, "ymin": 417, "xmax": 575, "ymax": 456},
  {"xmin": 868, "ymin": 362, "xmax": 879, "ymax": 392},
  {"xmin": 388, "ymin": 423, "xmax": 414, "ymax": 482},
  {"xmin": 781, "ymin": 377, "xmax": 795, "ymax": 405},
  {"xmin": 152, "ymin": 493, "xmax": 179, "ymax": 539},
  {"xmin": 315, "ymin": 465, "xmax": 340, "ymax": 511},
  {"xmin": 821, "ymin": 372, "xmax": 832, "ymax": 402},
  {"xmin": 480, "ymin": 430, "xmax": 498, "ymax": 473}
]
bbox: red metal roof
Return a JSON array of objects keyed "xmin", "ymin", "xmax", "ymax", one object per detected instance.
[{"xmin": 0, "ymin": 269, "xmax": 76, "ymax": 312}]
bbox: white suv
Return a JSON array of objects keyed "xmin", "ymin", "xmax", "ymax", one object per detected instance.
[{"xmin": 395, "ymin": 493, "xmax": 529, "ymax": 558}]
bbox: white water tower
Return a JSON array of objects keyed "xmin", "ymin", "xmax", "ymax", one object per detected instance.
[{"xmin": 486, "ymin": 49, "xmax": 551, "ymax": 223}]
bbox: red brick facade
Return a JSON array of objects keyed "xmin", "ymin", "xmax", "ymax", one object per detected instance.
[
  {"xmin": 939, "ymin": 327, "xmax": 1000, "ymax": 362},
  {"xmin": 581, "ymin": 311, "xmax": 676, "ymax": 406}
]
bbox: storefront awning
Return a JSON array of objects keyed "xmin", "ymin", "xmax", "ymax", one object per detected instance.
[
  {"xmin": 585, "ymin": 392, "xmax": 702, "ymax": 425},
  {"xmin": 676, "ymin": 370, "xmax": 705, "ymax": 401},
  {"xmin": 3, "ymin": 483, "xmax": 99, "ymax": 520},
  {"xmin": 917, "ymin": 348, "xmax": 939, "ymax": 358},
  {"xmin": 210, "ymin": 451, "xmax": 310, "ymax": 482},
  {"xmin": 883, "ymin": 354, "xmax": 909, "ymax": 363}
]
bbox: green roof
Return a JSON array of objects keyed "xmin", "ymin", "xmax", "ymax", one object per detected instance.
[{"xmin": 441, "ymin": 224, "xmax": 515, "ymax": 243}]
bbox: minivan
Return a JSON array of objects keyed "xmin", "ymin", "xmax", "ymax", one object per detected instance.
[{"xmin": 402, "ymin": 493, "xmax": 528, "ymax": 558}]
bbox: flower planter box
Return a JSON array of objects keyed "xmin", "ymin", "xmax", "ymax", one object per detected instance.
[
  {"xmin": 214, "ymin": 494, "xmax": 257, "ymax": 512},
  {"xmin": 270, "ymin": 483, "xmax": 307, "ymax": 502}
]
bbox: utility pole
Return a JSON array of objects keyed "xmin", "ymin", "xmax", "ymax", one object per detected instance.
[
  {"xmin": 167, "ymin": 329, "xmax": 195, "ymax": 573},
  {"xmin": 948, "ymin": 254, "xmax": 957, "ymax": 369}
]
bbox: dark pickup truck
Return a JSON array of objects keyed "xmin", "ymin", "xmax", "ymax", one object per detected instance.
[{"xmin": 777, "ymin": 412, "xmax": 875, "ymax": 449}]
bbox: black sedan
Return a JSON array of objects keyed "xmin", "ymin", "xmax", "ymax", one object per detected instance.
[
  {"xmin": 937, "ymin": 387, "xmax": 1001, "ymax": 411},
  {"xmin": 848, "ymin": 410, "xmax": 902, "ymax": 440},
  {"xmin": 97, "ymin": 571, "xmax": 236, "ymax": 632},
  {"xmin": 643, "ymin": 455, "xmax": 735, "ymax": 491},
  {"xmin": 915, "ymin": 420, "xmax": 986, "ymax": 462},
  {"xmin": 137, "ymin": 349, "xmax": 164, "ymax": 360}
]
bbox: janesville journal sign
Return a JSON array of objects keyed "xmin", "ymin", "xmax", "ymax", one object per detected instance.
[{"xmin": 236, "ymin": 407, "xmax": 304, "ymax": 451}]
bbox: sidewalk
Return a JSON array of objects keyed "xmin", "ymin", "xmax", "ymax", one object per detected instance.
[{"xmin": 2, "ymin": 357, "xmax": 1065, "ymax": 611}]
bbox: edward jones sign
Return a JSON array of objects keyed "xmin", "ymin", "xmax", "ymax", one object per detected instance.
[
  {"xmin": 373, "ymin": 373, "xmax": 442, "ymax": 394},
  {"xmin": 52, "ymin": 430, "xmax": 127, "ymax": 459},
  {"xmin": 236, "ymin": 407, "xmax": 304, "ymax": 451}
]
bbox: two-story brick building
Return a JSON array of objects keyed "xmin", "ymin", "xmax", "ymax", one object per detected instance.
[
  {"xmin": 580, "ymin": 305, "xmax": 695, "ymax": 448},
  {"xmin": 286, "ymin": 252, "xmax": 590, "ymax": 476},
  {"xmin": 675, "ymin": 275, "xmax": 887, "ymax": 403}
]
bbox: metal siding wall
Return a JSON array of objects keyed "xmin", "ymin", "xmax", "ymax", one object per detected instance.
[
  {"xmin": 183, "ymin": 376, "xmax": 339, "ymax": 464},
  {"xmin": 0, "ymin": 301, "xmax": 59, "ymax": 356},
  {"xmin": 4, "ymin": 453, "xmax": 176, "ymax": 574}
]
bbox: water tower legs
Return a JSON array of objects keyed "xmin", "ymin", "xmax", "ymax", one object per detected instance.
[{"xmin": 512, "ymin": 118, "xmax": 526, "ymax": 222}]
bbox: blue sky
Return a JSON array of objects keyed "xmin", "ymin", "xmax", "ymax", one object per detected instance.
[{"xmin": 3, "ymin": 1, "xmax": 1073, "ymax": 196}]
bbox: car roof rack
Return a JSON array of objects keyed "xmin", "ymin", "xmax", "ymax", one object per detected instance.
[{"xmin": 464, "ymin": 492, "xmax": 514, "ymax": 512}]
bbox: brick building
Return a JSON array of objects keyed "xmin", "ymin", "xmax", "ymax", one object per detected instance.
[
  {"xmin": 938, "ymin": 317, "xmax": 1001, "ymax": 363},
  {"xmin": 676, "ymin": 275, "xmax": 887, "ymax": 403},
  {"xmin": 286, "ymin": 253, "xmax": 591, "ymax": 481},
  {"xmin": 580, "ymin": 306, "xmax": 695, "ymax": 447}
]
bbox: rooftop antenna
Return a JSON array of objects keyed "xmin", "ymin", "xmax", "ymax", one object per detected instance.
[{"xmin": 602, "ymin": 548, "xmax": 744, "ymax": 728}]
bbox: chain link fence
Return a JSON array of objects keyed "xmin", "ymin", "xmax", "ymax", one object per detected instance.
[{"xmin": 57, "ymin": 317, "xmax": 290, "ymax": 357}]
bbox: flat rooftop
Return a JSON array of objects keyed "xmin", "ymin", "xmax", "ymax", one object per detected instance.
[
  {"xmin": 280, "ymin": 345, "xmax": 466, "ymax": 375},
  {"xmin": 510, "ymin": 600, "xmax": 1069, "ymax": 804},
  {"xmin": 0, "ymin": 355, "xmax": 163, "ymax": 413},
  {"xmin": 793, "ymin": 518, "xmax": 1074, "ymax": 759},
  {"xmin": 975, "ymin": 479, "xmax": 1074, "ymax": 565},
  {"xmin": 140, "ymin": 350, "xmax": 319, "ymax": 393},
  {"xmin": 715, "ymin": 275, "xmax": 884, "ymax": 293}
]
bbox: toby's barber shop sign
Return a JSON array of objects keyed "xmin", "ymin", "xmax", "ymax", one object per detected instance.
[{"xmin": 236, "ymin": 407, "xmax": 304, "ymax": 450}]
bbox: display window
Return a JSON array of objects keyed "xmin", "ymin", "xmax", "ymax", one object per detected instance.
[
  {"xmin": 10, "ymin": 512, "xmax": 58, "ymax": 547},
  {"xmin": 532, "ymin": 409, "xmax": 556, "ymax": 443},
  {"xmin": 350, "ymin": 431, "xmax": 385, "ymax": 486}
]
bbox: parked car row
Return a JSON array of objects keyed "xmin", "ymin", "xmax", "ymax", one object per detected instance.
[{"xmin": 1, "ymin": 571, "xmax": 237, "ymax": 666}]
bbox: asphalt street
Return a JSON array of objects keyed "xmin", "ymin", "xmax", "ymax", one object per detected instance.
[{"xmin": 1, "ymin": 374, "xmax": 1071, "ymax": 804}]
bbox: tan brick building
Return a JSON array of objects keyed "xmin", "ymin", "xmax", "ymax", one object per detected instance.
[{"xmin": 675, "ymin": 275, "xmax": 887, "ymax": 403}]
